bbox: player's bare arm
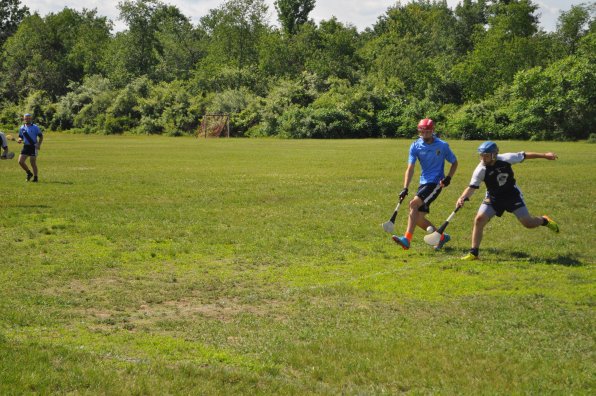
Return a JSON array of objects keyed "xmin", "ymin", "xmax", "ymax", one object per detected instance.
[
  {"xmin": 524, "ymin": 152, "xmax": 557, "ymax": 160},
  {"xmin": 457, "ymin": 186, "xmax": 476, "ymax": 207},
  {"xmin": 403, "ymin": 163, "xmax": 415, "ymax": 188},
  {"xmin": 441, "ymin": 160, "xmax": 458, "ymax": 187}
]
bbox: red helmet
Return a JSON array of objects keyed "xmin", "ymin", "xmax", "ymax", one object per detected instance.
[{"xmin": 417, "ymin": 118, "xmax": 434, "ymax": 131}]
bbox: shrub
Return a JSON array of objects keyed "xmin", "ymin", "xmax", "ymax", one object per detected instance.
[{"xmin": 104, "ymin": 116, "xmax": 134, "ymax": 135}]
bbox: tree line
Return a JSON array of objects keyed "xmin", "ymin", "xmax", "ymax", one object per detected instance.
[{"xmin": 0, "ymin": 0, "xmax": 594, "ymax": 140}]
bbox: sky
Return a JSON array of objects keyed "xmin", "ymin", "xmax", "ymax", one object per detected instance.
[{"xmin": 19, "ymin": 0, "xmax": 588, "ymax": 33}]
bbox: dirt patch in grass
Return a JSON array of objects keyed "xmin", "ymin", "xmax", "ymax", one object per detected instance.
[{"xmin": 136, "ymin": 297, "xmax": 288, "ymax": 323}]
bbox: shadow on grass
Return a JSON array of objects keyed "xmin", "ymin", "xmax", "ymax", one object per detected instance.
[
  {"xmin": 14, "ymin": 204, "xmax": 52, "ymax": 209},
  {"xmin": 532, "ymin": 255, "xmax": 585, "ymax": 267},
  {"xmin": 43, "ymin": 180, "xmax": 74, "ymax": 185},
  {"xmin": 484, "ymin": 248, "xmax": 585, "ymax": 267}
]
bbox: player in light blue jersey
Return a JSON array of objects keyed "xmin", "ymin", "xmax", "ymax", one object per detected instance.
[
  {"xmin": 17, "ymin": 113, "xmax": 43, "ymax": 182},
  {"xmin": 392, "ymin": 118, "xmax": 458, "ymax": 251}
]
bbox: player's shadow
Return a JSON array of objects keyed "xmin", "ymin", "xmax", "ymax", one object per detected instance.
[
  {"xmin": 14, "ymin": 204, "xmax": 51, "ymax": 208},
  {"xmin": 44, "ymin": 180, "xmax": 74, "ymax": 185},
  {"xmin": 486, "ymin": 248, "xmax": 584, "ymax": 267},
  {"xmin": 532, "ymin": 255, "xmax": 584, "ymax": 267}
]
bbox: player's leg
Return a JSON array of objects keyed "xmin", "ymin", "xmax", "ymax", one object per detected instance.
[
  {"xmin": 515, "ymin": 207, "xmax": 559, "ymax": 232},
  {"xmin": 392, "ymin": 196, "xmax": 423, "ymax": 250},
  {"xmin": 18, "ymin": 154, "xmax": 30, "ymax": 172},
  {"xmin": 515, "ymin": 206, "xmax": 543, "ymax": 228},
  {"xmin": 19, "ymin": 151, "xmax": 33, "ymax": 181},
  {"xmin": 416, "ymin": 212, "xmax": 434, "ymax": 232},
  {"xmin": 393, "ymin": 184, "xmax": 442, "ymax": 250},
  {"xmin": 417, "ymin": 184, "xmax": 451, "ymax": 250},
  {"xmin": 462, "ymin": 203, "xmax": 495, "ymax": 260},
  {"xmin": 30, "ymin": 156, "xmax": 38, "ymax": 182}
]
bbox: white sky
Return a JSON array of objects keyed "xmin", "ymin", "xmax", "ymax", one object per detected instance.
[{"xmin": 20, "ymin": 0, "xmax": 588, "ymax": 33}]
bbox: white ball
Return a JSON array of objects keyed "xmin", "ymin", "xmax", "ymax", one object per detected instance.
[{"xmin": 426, "ymin": 226, "xmax": 435, "ymax": 233}]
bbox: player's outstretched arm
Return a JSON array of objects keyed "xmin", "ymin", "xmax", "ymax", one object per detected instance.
[{"xmin": 525, "ymin": 152, "xmax": 557, "ymax": 160}]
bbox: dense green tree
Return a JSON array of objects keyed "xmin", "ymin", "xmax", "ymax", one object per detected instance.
[
  {"xmin": 300, "ymin": 18, "xmax": 363, "ymax": 82},
  {"xmin": 454, "ymin": 0, "xmax": 487, "ymax": 54},
  {"xmin": 556, "ymin": 3, "xmax": 595, "ymax": 54},
  {"xmin": 153, "ymin": 5, "xmax": 206, "ymax": 81},
  {"xmin": 66, "ymin": 10, "xmax": 113, "ymax": 76},
  {"xmin": 0, "ymin": 8, "xmax": 111, "ymax": 102},
  {"xmin": 0, "ymin": 0, "xmax": 593, "ymax": 140},
  {"xmin": 274, "ymin": 0, "xmax": 315, "ymax": 35},
  {"xmin": 1, "ymin": 14, "xmax": 55, "ymax": 101},
  {"xmin": 0, "ymin": 0, "xmax": 29, "ymax": 47},
  {"xmin": 487, "ymin": 0, "xmax": 539, "ymax": 37},
  {"xmin": 453, "ymin": 0, "xmax": 542, "ymax": 100},
  {"xmin": 116, "ymin": 0, "xmax": 164, "ymax": 78},
  {"xmin": 200, "ymin": 0, "xmax": 269, "ymax": 72},
  {"xmin": 502, "ymin": 32, "xmax": 596, "ymax": 140},
  {"xmin": 362, "ymin": 1, "xmax": 458, "ymax": 98},
  {"xmin": 257, "ymin": 30, "xmax": 297, "ymax": 77}
]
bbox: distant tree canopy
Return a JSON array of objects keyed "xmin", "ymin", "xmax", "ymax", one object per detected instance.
[
  {"xmin": 275, "ymin": 0, "xmax": 315, "ymax": 35},
  {"xmin": 0, "ymin": 0, "xmax": 594, "ymax": 140},
  {"xmin": 0, "ymin": 0, "xmax": 29, "ymax": 47}
]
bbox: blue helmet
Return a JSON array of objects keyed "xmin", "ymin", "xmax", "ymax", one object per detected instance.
[{"xmin": 477, "ymin": 141, "xmax": 498, "ymax": 154}]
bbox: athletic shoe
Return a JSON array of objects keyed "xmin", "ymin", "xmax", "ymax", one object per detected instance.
[
  {"xmin": 392, "ymin": 235, "xmax": 410, "ymax": 250},
  {"xmin": 32, "ymin": 176, "xmax": 38, "ymax": 183},
  {"xmin": 461, "ymin": 253, "xmax": 479, "ymax": 261},
  {"xmin": 434, "ymin": 233, "xmax": 451, "ymax": 251},
  {"xmin": 26, "ymin": 172, "xmax": 33, "ymax": 182},
  {"xmin": 543, "ymin": 215, "xmax": 559, "ymax": 233},
  {"xmin": 0, "ymin": 154, "xmax": 6, "ymax": 160}
]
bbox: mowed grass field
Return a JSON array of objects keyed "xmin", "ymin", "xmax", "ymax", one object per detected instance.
[{"xmin": 0, "ymin": 134, "xmax": 594, "ymax": 394}]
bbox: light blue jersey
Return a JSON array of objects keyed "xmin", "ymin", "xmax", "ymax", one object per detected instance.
[
  {"xmin": 408, "ymin": 136, "xmax": 457, "ymax": 184},
  {"xmin": 19, "ymin": 124, "xmax": 43, "ymax": 146}
]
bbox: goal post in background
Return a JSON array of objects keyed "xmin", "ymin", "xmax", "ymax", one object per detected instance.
[{"xmin": 199, "ymin": 113, "xmax": 230, "ymax": 138}]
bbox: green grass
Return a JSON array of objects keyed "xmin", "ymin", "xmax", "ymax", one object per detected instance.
[{"xmin": 0, "ymin": 135, "xmax": 594, "ymax": 394}]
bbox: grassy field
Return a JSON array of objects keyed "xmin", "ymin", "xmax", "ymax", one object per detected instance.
[{"xmin": 0, "ymin": 134, "xmax": 594, "ymax": 394}]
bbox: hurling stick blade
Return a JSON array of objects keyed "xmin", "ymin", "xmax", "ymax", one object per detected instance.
[
  {"xmin": 423, "ymin": 202, "xmax": 466, "ymax": 246},
  {"xmin": 382, "ymin": 199, "xmax": 403, "ymax": 233},
  {"xmin": 423, "ymin": 231, "xmax": 443, "ymax": 246},
  {"xmin": 382, "ymin": 220, "xmax": 395, "ymax": 233}
]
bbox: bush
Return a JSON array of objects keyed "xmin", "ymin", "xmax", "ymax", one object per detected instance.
[
  {"xmin": 137, "ymin": 116, "xmax": 164, "ymax": 135},
  {"xmin": 52, "ymin": 76, "xmax": 114, "ymax": 131},
  {"xmin": 498, "ymin": 52, "xmax": 596, "ymax": 140},
  {"xmin": 104, "ymin": 116, "xmax": 134, "ymax": 134},
  {"xmin": 275, "ymin": 105, "xmax": 352, "ymax": 138},
  {"xmin": 447, "ymin": 99, "xmax": 503, "ymax": 140}
]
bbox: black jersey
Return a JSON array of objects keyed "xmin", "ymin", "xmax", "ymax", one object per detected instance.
[{"xmin": 469, "ymin": 152, "xmax": 526, "ymax": 200}]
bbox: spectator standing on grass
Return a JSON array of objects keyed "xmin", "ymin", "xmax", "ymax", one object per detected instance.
[
  {"xmin": 456, "ymin": 141, "xmax": 560, "ymax": 261},
  {"xmin": 392, "ymin": 118, "xmax": 458, "ymax": 251},
  {"xmin": 17, "ymin": 113, "xmax": 43, "ymax": 182}
]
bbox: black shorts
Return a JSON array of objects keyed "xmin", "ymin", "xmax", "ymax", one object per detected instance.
[
  {"xmin": 484, "ymin": 190, "xmax": 526, "ymax": 217},
  {"xmin": 416, "ymin": 183, "xmax": 442, "ymax": 213},
  {"xmin": 21, "ymin": 144, "xmax": 36, "ymax": 157}
]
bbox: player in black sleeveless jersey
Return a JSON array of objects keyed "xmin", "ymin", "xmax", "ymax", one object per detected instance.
[{"xmin": 455, "ymin": 141, "xmax": 559, "ymax": 260}]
